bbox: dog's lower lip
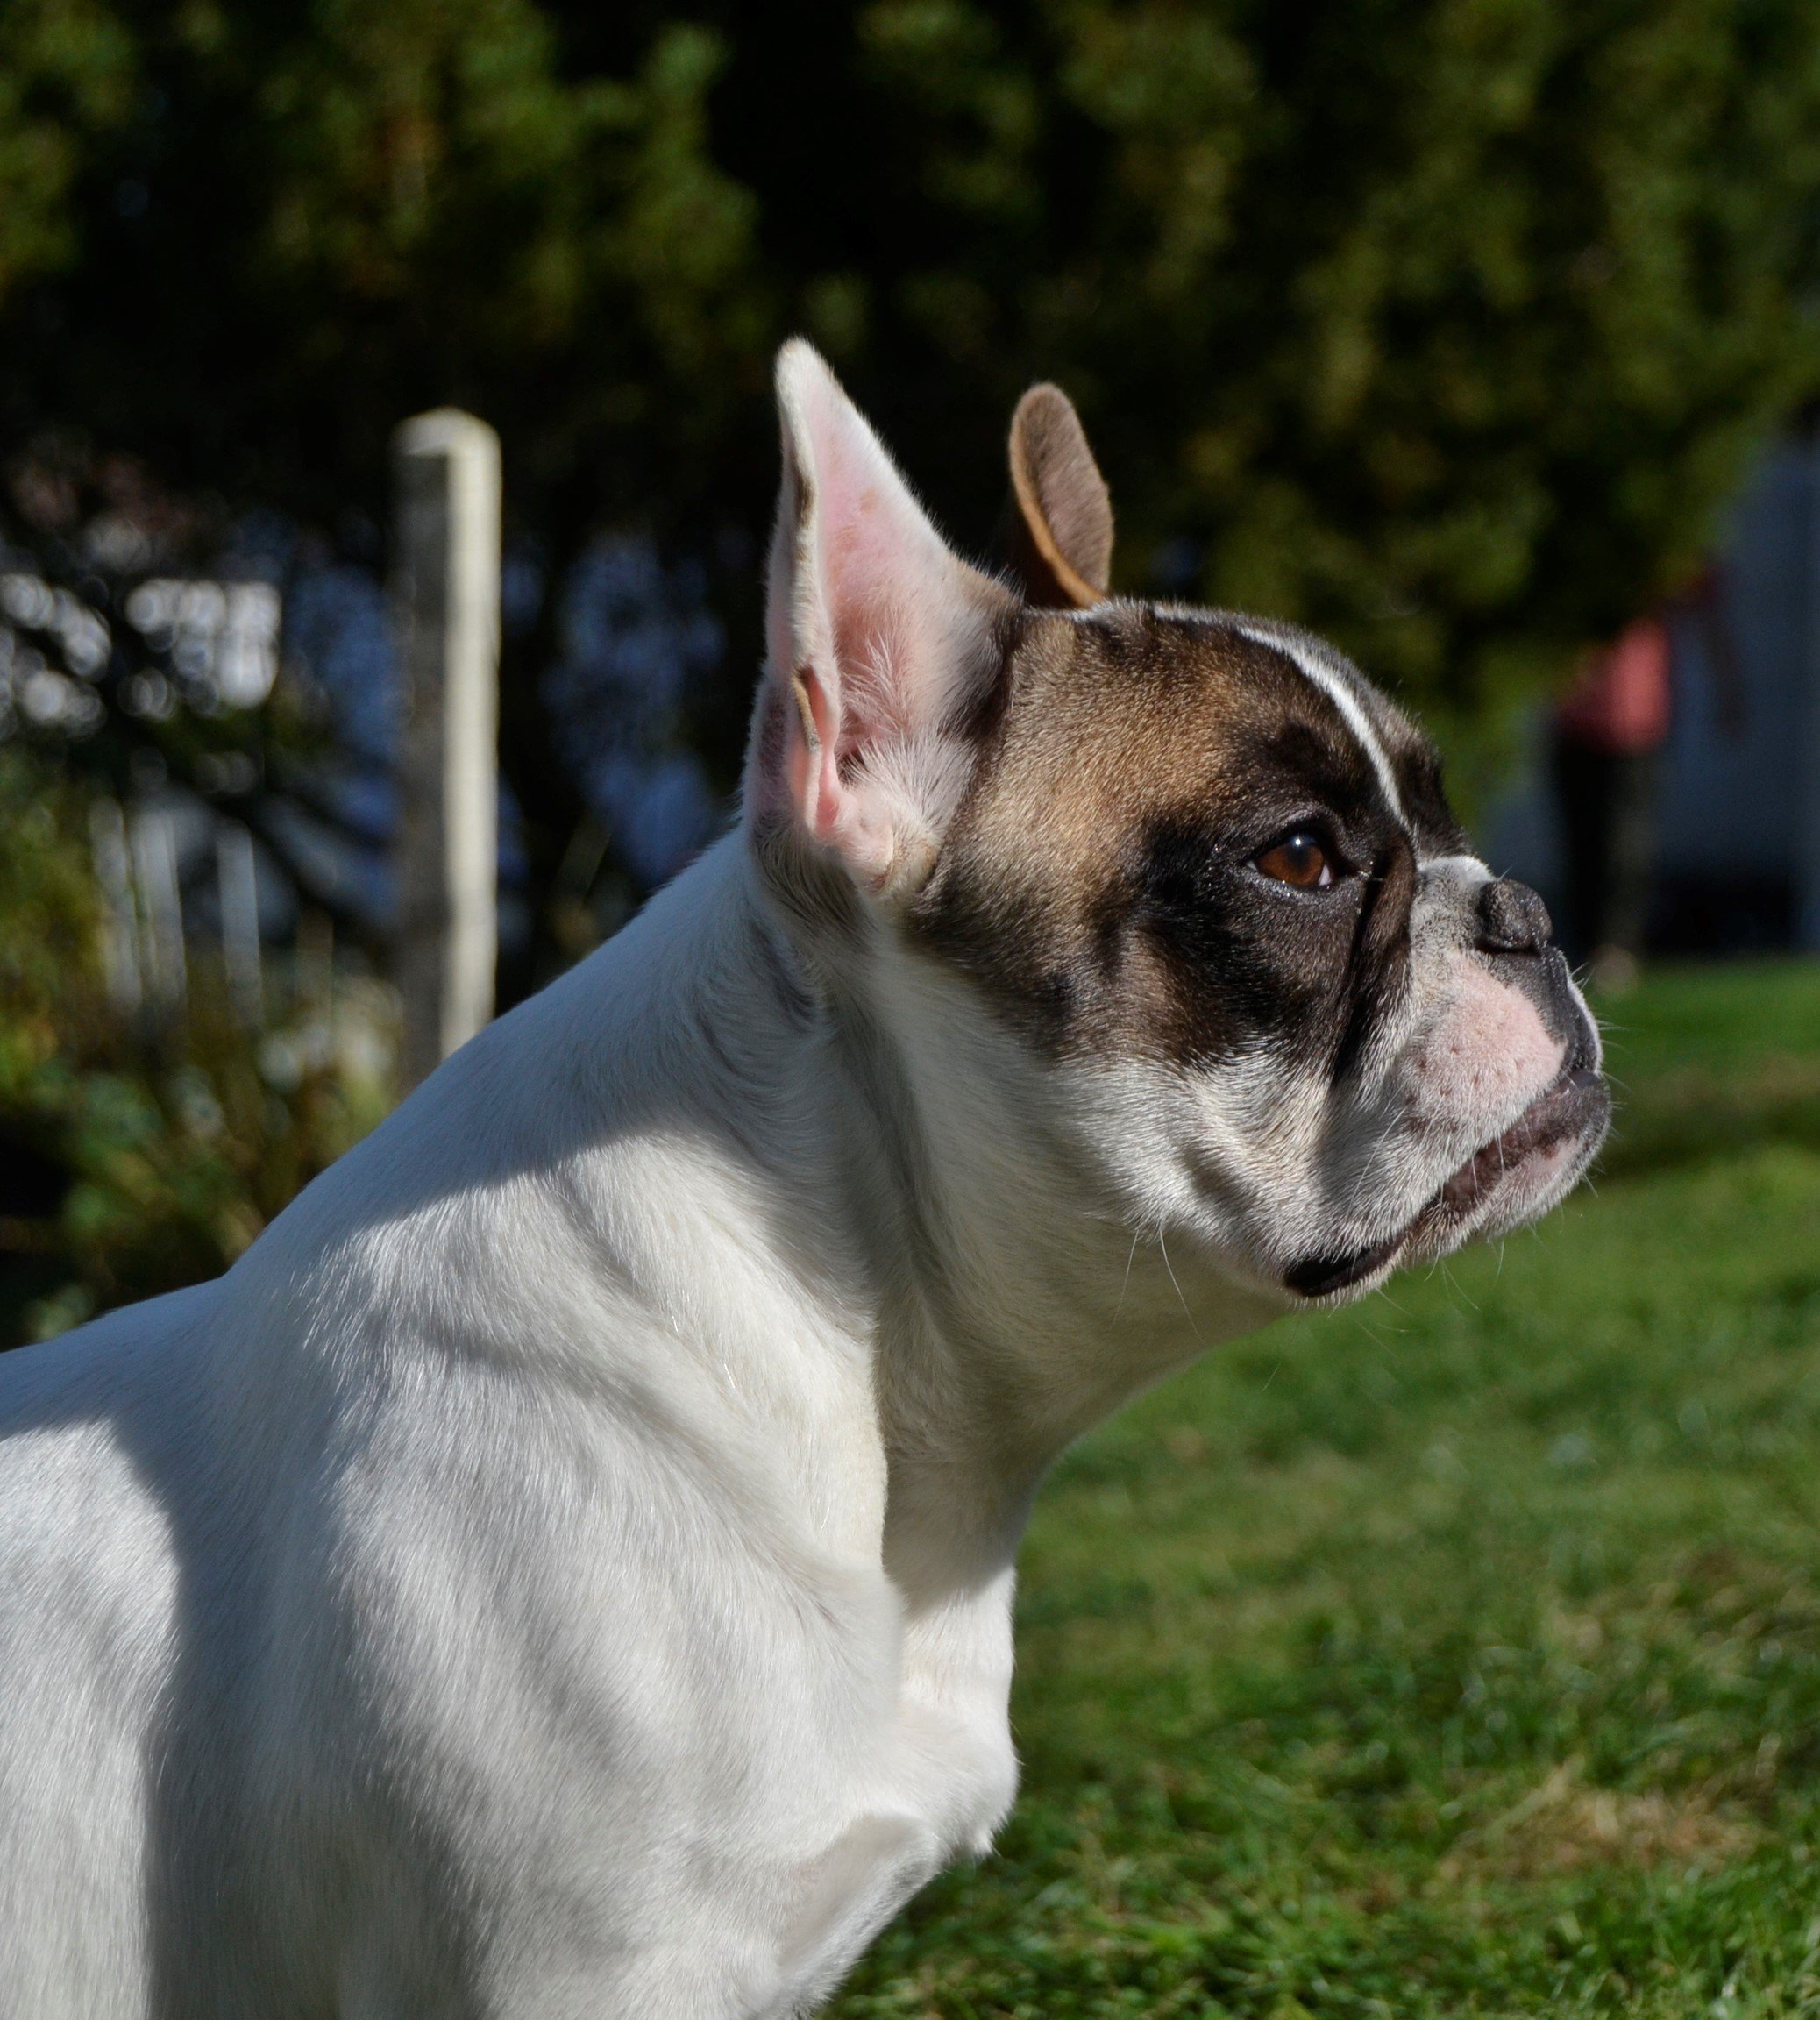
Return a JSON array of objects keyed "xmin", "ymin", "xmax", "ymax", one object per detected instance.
[
  {"xmin": 1284, "ymin": 1066, "xmax": 1609, "ymax": 1300},
  {"xmin": 1433, "ymin": 1065, "xmax": 1607, "ymax": 1220},
  {"xmin": 1284, "ymin": 1235, "xmax": 1404, "ymax": 1299}
]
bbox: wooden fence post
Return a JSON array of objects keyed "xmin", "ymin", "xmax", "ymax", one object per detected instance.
[
  {"xmin": 132, "ymin": 802, "xmax": 187, "ymax": 1019},
  {"xmin": 89, "ymin": 797, "xmax": 142, "ymax": 1016},
  {"xmin": 391, "ymin": 409, "xmax": 501, "ymax": 1089}
]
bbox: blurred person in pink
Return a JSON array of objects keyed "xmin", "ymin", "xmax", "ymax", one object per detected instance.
[{"xmin": 1552, "ymin": 569, "xmax": 1740, "ymax": 988}]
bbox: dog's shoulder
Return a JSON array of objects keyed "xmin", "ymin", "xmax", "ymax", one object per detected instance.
[{"xmin": 0, "ymin": 1285, "xmax": 210, "ymax": 1813}]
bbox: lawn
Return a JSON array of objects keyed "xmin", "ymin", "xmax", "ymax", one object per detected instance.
[{"xmin": 832, "ymin": 961, "xmax": 1820, "ymax": 2019}]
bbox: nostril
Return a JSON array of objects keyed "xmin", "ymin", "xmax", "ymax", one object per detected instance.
[{"xmin": 1477, "ymin": 877, "xmax": 1552, "ymax": 954}]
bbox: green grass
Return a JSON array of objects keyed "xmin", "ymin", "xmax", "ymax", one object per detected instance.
[
  {"xmin": 831, "ymin": 962, "xmax": 1820, "ymax": 2019},
  {"xmin": 1598, "ymin": 961, "xmax": 1820, "ymax": 1182}
]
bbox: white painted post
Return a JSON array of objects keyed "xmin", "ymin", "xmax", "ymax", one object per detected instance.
[
  {"xmin": 131, "ymin": 803, "xmax": 187, "ymax": 1017},
  {"xmin": 392, "ymin": 409, "xmax": 501, "ymax": 1088}
]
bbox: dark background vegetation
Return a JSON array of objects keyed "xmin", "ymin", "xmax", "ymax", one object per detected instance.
[{"xmin": 14, "ymin": 0, "xmax": 1820, "ymax": 772}]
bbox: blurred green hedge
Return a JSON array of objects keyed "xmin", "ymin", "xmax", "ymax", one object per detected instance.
[
  {"xmin": 0, "ymin": 749, "xmax": 390, "ymax": 1346},
  {"xmin": 4, "ymin": 0, "xmax": 1820, "ymax": 764}
]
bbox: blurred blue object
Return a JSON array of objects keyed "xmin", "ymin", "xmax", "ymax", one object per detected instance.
[{"xmin": 543, "ymin": 533, "xmax": 724, "ymax": 891}]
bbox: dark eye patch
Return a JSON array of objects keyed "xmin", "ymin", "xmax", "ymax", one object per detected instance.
[
  {"xmin": 1139, "ymin": 820, "xmax": 1239, "ymax": 964},
  {"xmin": 1329, "ymin": 827, "xmax": 1418, "ymax": 1080},
  {"xmin": 1134, "ymin": 816, "xmax": 1351, "ymax": 1057}
]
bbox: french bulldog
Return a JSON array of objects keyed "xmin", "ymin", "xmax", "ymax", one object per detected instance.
[{"xmin": 0, "ymin": 342, "xmax": 1606, "ymax": 2018}]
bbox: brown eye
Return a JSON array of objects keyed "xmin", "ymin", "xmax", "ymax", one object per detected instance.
[{"xmin": 1255, "ymin": 831, "xmax": 1333, "ymax": 888}]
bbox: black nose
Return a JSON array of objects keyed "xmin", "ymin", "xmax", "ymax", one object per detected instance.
[{"xmin": 1476, "ymin": 877, "xmax": 1552, "ymax": 955}]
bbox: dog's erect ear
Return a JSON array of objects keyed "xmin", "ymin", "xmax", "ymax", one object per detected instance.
[
  {"xmin": 750, "ymin": 339, "xmax": 1013, "ymax": 898},
  {"xmin": 1005, "ymin": 384, "xmax": 1113, "ymax": 608}
]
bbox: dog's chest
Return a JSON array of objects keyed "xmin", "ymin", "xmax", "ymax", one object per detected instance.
[{"xmin": 886, "ymin": 1565, "xmax": 1022, "ymax": 1858}]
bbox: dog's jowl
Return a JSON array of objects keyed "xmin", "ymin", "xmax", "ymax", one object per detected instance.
[{"xmin": 0, "ymin": 345, "xmax": 1608, "ymax": 2017}]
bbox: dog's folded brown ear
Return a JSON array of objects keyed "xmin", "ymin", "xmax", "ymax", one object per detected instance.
[{"xmin": 1005, "ymin": 384, "xmax": 1113, "ymax": 608}]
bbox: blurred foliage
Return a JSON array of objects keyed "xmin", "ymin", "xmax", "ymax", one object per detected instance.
[
  {"xmin": 735, "ymin": 0, "xmax": 1820, "ymax": 781},
  {"xmin": 0, "ymin": 0, "xmax": 762, "ymax": 523},
  {"xmin": 0, "ymin": 0, "xmax": 135, "ymax": 301},
  {"xmin": 0, "ymin": 746, "xmax": 390, "ymax": 1347},
  {"xmin": 0, "ymin": 1, "xmax": 1816, "ymax": 809}
]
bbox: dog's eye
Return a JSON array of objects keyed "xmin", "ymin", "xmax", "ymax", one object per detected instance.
[{"xmin": 1254, "ymin": 831, "xmax": 1333, "ymax": 889}]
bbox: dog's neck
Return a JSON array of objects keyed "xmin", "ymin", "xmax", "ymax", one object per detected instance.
[
  {"xmin": 609, "ymin": 836, "xmax": 1277, "ymax": 1610},
  {"xmin": 251, "ymin": 829, "xmax": 1280, "ymax": 1850}
]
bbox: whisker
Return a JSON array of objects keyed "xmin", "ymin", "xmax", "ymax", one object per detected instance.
[
  {"xmin": 1113, "ymin": 1227, "xmax": 1141, "ymax": 1323},
  {"xmin": 1156, "ymin": 1230, "xmax": 1205, "ymax": 1348}
]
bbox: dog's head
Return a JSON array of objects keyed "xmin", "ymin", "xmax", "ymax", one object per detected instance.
[{"xmin": 745, "ymin": 341, "xmax": 1607, "ymax": 1312}]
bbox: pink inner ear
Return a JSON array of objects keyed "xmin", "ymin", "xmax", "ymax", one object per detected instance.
[
  {"xmin": 801, "ymin": 376, "xmax": 949, "ymax": 745},
  {"xmin": 788, "ymin": 664, "xmax": 846, "ymax": 844},
  {"xmin": 756, "ymin": 340, "xmax": 1004, "ymax": 880}
]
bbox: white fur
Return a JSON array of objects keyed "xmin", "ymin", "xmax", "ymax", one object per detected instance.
[{"xmin": 0, "ymin": 829, "xmax": 1292, "ymax": 2018}]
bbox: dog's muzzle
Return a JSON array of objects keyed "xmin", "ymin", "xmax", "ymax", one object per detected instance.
[{"xmin": 1285, "ymin": 899, "xmax": 1610, "ymax": 1300}]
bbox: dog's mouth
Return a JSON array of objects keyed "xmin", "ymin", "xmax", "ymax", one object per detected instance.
[{"xmin": 1284, "ymin": 1066, "xmax": 1610, "ymax": 1300}]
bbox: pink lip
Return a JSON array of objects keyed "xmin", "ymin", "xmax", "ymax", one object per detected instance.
[{"xmin": 1427, "ymin": 1065, "xmax": 1610, "ymax": 1226}]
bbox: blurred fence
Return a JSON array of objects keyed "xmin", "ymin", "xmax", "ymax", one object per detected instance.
[{"xmin": 2, "ymin": 410, "xmax": 514, "ymax": 1097}]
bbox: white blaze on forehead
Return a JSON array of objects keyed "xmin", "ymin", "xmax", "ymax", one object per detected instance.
[{"xmin": 1233, "ymin": 621, "xmax": 1407, "ymax": 828}]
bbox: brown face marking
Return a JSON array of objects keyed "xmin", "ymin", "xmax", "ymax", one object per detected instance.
[{"xmin": 915, "ymin": 604, "xmax": 1447, "ymax": 1071}]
